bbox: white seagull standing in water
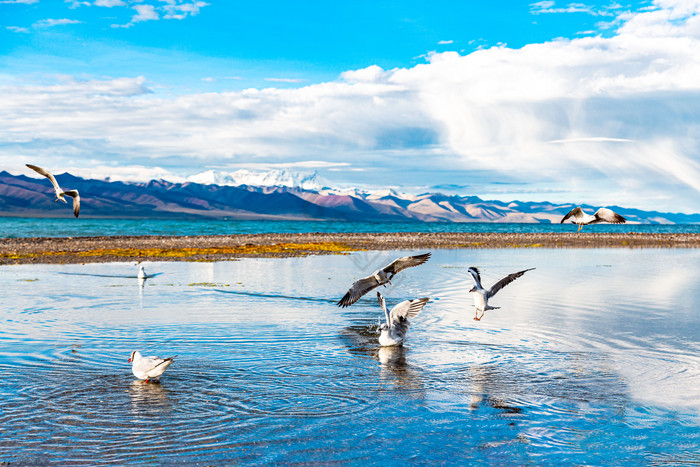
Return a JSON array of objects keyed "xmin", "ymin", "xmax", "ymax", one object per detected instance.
[
  {"xmin": 337, "ymin": 252, "xmax": 431, "ymax": 307},
  {"xmin": 128, "ymin": 351, "xmax": 176, "ymax": 382},
  {"xmin": 26, "ymin": 164, "xmax": 80, "ymax": 217},
  {"xmin": 468, "ymin": 266, "xmax": 535, "ymax": 321},
  {"xmin": 377, "ymin": 292, "xmax": 430, "ymax": 346},
  {"xmin": 137, "ymin": 265, "xmax": 147, "ymax": 279},
  {"xmin": 560, "ymin": 206, "xmax": 626, "ymax": 233}
]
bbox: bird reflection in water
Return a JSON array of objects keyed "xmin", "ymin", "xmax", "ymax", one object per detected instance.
[
  {"xmin": 340, "ymin": 324, "xmax": 425, "ymax": 393},
  {"xmin": 128, "ymin": 379, "xmax": 174, "ymax": 414},
  {"xmin": 463, "ymin": 365, "xmax": 523, "ymax": 415}
]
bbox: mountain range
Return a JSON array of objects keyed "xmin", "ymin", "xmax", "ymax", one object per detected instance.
[{"xmin": 1, "ymin": 170, "xmax": 699, "ymax": 224}]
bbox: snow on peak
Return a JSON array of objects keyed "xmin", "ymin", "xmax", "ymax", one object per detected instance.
[{"xmin": 188, "ymin": 169, "xmax": 322, "ymax": 190}]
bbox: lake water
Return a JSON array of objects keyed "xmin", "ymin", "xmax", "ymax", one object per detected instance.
[
  {"xmin": 1, "ymin": 216, "xmax": 700, "ymax": 238},
  {"xmin": 1, "ymin": 248, "xmax": 699, "ymax": 464}
]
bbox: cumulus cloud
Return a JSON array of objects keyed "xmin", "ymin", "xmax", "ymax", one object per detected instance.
[
  {"xmin": 132, "ymin": 4, "xmax": 159, "ymax": 22},
  {"xmin": 3, "ymin": 0, "xmax": 700, "ymax": 212}
]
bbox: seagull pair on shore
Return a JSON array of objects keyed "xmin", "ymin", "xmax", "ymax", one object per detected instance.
[
  {"xmin": 26, "ymin": 164, "xmax": 80, "ymax": 217},
  {"xmin": 128, "ymin": 351, "xmax": 176, "ymax": 382}
]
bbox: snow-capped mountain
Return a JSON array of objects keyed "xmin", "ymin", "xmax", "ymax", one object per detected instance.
[
  {"xmin": 188, "ymin": 169, "xmax": 322, "ymax": 191},
  {"xmin": 3, "ymin": 170, "xmax": 699, "ymax": 223}
]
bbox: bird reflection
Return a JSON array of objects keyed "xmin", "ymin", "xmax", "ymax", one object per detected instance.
[
  {"xmin": 128, "ymin": 379, "xmax": 173, "ymax": 413},
  {"xmin": 339, "ymin": 324, "xmax": 425, "ymax": 393},
  {"xmin": 464, "ymin": 365, "xmax": 523, "ymax": 414}
]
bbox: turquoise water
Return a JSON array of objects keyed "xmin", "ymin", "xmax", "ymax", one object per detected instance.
[
  {"xmin": 1, "ymin": 216, "xmax": 699, "ymax": 238},
  {"xmin": 1, "ymin": 249, "xmax": 699, "ymax": 463}
]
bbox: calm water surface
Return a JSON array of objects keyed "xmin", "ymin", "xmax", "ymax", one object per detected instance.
[{"xmin": 1, "ymin": 249, "xmax": 699, "ymax": 464}]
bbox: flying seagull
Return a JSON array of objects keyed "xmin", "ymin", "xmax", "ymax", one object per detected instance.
[
  {"xmin": 337, "ymin": 252, "xmax": 431, "ymax": 307},
  {"xmin": 560, "ymin": 206, "xmax": 626, "ymax": 233},
  {"xmin": 26, "ymin": 164, "xmax": 80, "ymax": 217},
  {"xmin": 128, "ymin": 351, "xmax": 176, "ymax": 382},
  {"xmin": 377, "ymin": 292, "xmax": 429, "ymax": 346},
  {"xmin": 468, "ymin": 266, "xmax": 535, "ymax": 321}
]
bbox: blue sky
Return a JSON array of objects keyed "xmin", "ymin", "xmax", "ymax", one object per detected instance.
[
  {"xmin": 3, "ymin": 1, "xmax": 631, "ymax": 90},
  {"xmin": 3, "ymin": 0, "xmax": 700, "ymax": 213}
]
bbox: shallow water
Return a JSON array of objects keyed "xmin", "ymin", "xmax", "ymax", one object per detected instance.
[{"xmin": 1, "ymin": 249, "xmax": 700, "ymax": 464}]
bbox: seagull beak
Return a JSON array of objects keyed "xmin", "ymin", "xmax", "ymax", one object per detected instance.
[{"xmin": 127, "ymin": 357, "xmax": 132, "ymax": 363}]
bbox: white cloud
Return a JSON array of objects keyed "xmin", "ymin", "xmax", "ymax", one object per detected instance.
[
  {"xmin": 94, "ymin": 0, "xmax": 126, "ymax": 6},
  {"xmin": 3, "ymin": 0, "xmax": 700, "ymax": 212},
  {"xmin": 438, "ymin": 40, "xmax": 454, "ymax": 45},
  {"xmin": 34, "ymin": 18, "xmax": 82, "ymax": 27},
  {"xmin": 132, "ymin": 4, "xmax": 159, "ymax": 22},
  {"xmin": 6, "ymin": 26, "xmax": 30, "ymax": 33},
  {"xmin": 108, "ymin": 1, "xmax": 208, "ymax": 27},
  {"xmin": 530, "ymin": 1, "xmax": 604, "ymax": 15},
  {"xmin": 161, "ymin": 0, "xmax": 209, "ymax": 20},
  {"xmin": 264, "ymin": 77, "xmax": 306, "ymax": 83},
  {"xmin": 0, "ymin": 0, "xmax": 39, "ymax": 3},
  {"xmin": 202, "ymin": 76, "xmax": 243, "ymax": 82}
]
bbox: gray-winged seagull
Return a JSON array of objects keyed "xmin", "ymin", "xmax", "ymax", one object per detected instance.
[
  {"xmin": 377, "ymin": 291, "xmax": 429, "ymax": 346},
  {"xmin": 26, "ymin": 164, "xmax": 80, "ymax": 217},
  {"xmin": 128, "ymin": 351, "xmax": 176, "ymax": 382},
  {"xmin": 560, "ymin": 206, "xmax": 626, "ymax": 233},
  {"xmin": 337, "ymin": 252, "xmax": 431, "ymax": 307},
  {"xmin": 468, "ymin": 266, "xmax": 535, "ymax": 321}
]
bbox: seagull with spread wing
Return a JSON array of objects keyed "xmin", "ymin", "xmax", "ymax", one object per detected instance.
[
  {"xmin": 26, "ymin": 164, "xmax": 80, "ymax": 217},
  {"xmin": 128, "ymin": 351, "xmax": 176, "ymax": 383},
  {"xmin": 468, "ymin": 266, "xmax": 534, "ymax": 321},
  {"xmin": 560, "ymin": 206, "xmax": 626, "ymax": 233},
  {"xmin": 377, "ymin": 292, "xmax": 430, "ymax": 346},
  {"xmin": 337, "ymin": 252, "xmax": 431, "ymax": 307}
]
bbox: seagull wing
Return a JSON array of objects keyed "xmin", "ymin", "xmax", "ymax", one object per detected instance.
[
  {"xmin": 63, "ymin": 190, "xmax": 80, "ymax": 217},
  {"xmin": 487, "ymin": 268, "xmax": 535, "ymax": 299},
  {"xmin": 560, "ymin": 206, "xmax": 583, "ymax": 224},
  {"xmin": 377, "ymin": 292, "xmax": 390, "ymax": 326},
  {"xmin": 383, "ymin": 252, "xmax": 431, "ymax": 275},
  {"xmin": 467, "ymin": 266, "xmax": 483, "ymax": 288},
  {"xmin": 26, "ymin": 164, "xmax": 61, "ymax": 192},
  {"xmin": 135, "ymin": 355, "xmax": 174, "ymax": 374},
  {"xmin": 337, "ymin": 274, "xmax": 381, "ymax": 307},
  {"xmin": 389, "ymin": 298, "xmax": 430, "ymax": 325},
  {"xmin": 594, "ymin": 208, "xmax": 626, "ymax": 224}
]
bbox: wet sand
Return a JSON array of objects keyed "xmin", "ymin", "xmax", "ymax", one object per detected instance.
[{"xmin": 1, "ymin": 232, "xmax": 699, "ymax": 265}]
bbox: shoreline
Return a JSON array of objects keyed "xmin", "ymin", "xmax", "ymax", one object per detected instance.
[{"xmin": 1, "ymin": 232, "xmax": 700, "ymax": 265}]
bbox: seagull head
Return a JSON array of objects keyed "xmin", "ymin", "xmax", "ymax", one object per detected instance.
[
  {"xmin": 469, "ymin": 286, "xmax": 476, "ymax": 293},
  {"xmin": 378, "ymin": 323, "xmax": 388, "ymax": 333},
  {"xmin": 127, "ymin": 350, "xmax": 137, "ymax": 363}
]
